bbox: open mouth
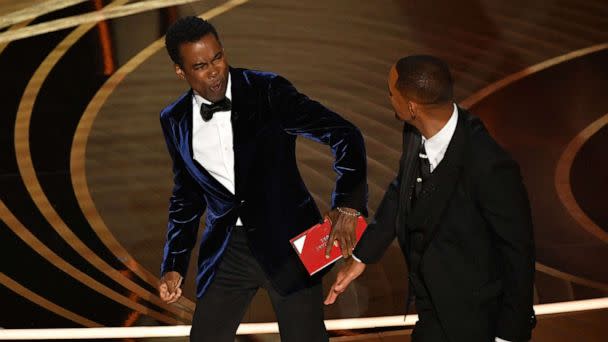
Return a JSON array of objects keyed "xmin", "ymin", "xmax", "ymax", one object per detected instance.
[{"xmin": 210, "ymin": 80, "xmax": 222, "ymax": 93}]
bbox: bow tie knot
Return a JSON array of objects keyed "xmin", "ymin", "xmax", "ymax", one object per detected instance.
[{"xmin": 200, "ymin": 97, "xmax": 232, "ymax": 121}]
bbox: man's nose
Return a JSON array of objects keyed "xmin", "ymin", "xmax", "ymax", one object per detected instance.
[{"xmin": 208, "ymin": 64, "xmax": 218, "ymax": 78}]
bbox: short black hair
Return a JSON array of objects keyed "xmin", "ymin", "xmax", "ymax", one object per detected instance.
[
  {"xmin": 395, "ymin": 55, "xmax": 453, "ymax": 104},
  {"xmin": 165, "ymin": 16, "xmax": 220, "ymax": 66}
]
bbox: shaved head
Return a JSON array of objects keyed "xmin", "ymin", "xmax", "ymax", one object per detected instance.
[{"xmin": 394, "ymin": 55, "xmax": 453, "ymax": 104}]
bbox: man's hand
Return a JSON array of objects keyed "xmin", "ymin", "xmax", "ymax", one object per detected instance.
[
  {"xmin": 324, "ymin": 258, "xmax": 366, "ymax": 305},
  {"xmin": 159, "ymin": 271, "xmax": 183, "ymax": 304},
  {"xmin": 325, "ymin": 207, "xmax": 359, "ymax": 258}
]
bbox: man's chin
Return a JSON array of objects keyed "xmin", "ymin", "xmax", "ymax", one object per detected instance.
[
  {"xmin": 208, "ymin": 86, "xmax": 228, "ymax": 102},
  {"xmin": 203, "ymin": 93, "xmax": 222, "ymax": 103}
]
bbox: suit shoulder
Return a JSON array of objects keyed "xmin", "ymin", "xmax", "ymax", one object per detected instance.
[
  {"xmin": 239, "ymin": 68, "xmax": 278, "ymax": 79},
  {"xmin": 236, "ymin": 68, "xmax": 281, "ymax": 87},
  {"xmin": 461, "ymin": 110, "xmax": 515, "ymax": 170},
  {"xmin": 160, "ymin": 91, "xmax": 190, "ymax": 121}
]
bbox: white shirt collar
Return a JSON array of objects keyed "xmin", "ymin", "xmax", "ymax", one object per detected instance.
[
  {"xmin": 422, "ymin": 103, "xmax": 458, "ymax": 169},
  {"xmin": 193, "ymin": 72, "xmax": 232, "ymax": 105}
]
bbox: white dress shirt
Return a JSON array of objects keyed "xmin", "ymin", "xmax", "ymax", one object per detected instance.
[
  {"xmin": 420, "ymin": 103, "xmax": 458, "ymax": 172},
  {"xmin": 192, "ymin": 73, "xmax": 242, "ymax": 225}
]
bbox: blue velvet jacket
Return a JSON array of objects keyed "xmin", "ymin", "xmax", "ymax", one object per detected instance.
[{"xmin": 160, "ymin": 67, "xmax": 368, "ymax": 298}]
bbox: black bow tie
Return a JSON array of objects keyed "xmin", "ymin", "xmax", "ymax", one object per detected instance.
[{"xmin": 200, "ymin": 97, "xmax": 232, "ymax": 122}]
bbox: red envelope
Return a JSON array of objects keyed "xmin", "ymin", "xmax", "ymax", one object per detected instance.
[{"xmin": 290, "ymin": 216, "xmax": 367, "ymax": 275}]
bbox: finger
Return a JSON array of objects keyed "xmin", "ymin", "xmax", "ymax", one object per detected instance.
[
  {"xmin": 169, "ymin": 277, "xmax": 182, "ymax": 292},
  {"xmin": 172, "ymin": 288, "xmax": 183, "ymax": 303},
  {"xmin": 170, "ymin": 279, "xmax": 180, "ymax": 292},
  {"xmin": 332, "ymin": 280, "xmax": 348, "ymax": 297},
  {"xmin": 340, "ymin": 236, "xmax": 349, "ymax": 258},
  {"xmin": 159, "ymin": 289, "xmax": 168, "ymax": 301},
  {"xmin": 350, "ymin": 218, "xmax": 358, "ymax": 248},
  {"xmin": 168, "ymin": 288, "xmax": 182, "ymax": 304},
  {"xmin": 334, "ymin": 278, "xmax": 350, "ymax": 293},
  {"xmin": 335, "ymin": 272, "xmax": 357, "ymax": 292},
  {"xmin": 167, "ymin": 285, "xmax": 178, "ymax": 297},
  {"xmin": 324, "ymin": 291, "xmax": 337, "ymax": 305},
  {"xmin": 332, "ymin": 220, "xmax": 347, "ymax": 258},
  {"xmin": 159, "ymin": 284, "xmax": 168, "ymax": 299},
  {"xmin": 326, "ymin": 232, "xmax": 336, "ymax": 258},
  {"xmin": 324, "ymin": 284, "xmax": 339, "ymax": 305},
  {"xmin": 331, "ymin": 212, "xmax": 341, "ymax": 227},
  {"xmin": 343, "ymin": 227, "xmax": 353, "ymax": 256},
  {"xmin": 323, "ymin": 213, "xmax": 332, "ymax": 225},
  {"xmin": 166, "ymin": 284, "xmax": 175, "ymax": 296},
  {"xmin": 163, "ymin": 292, "xmax": 172, "ymax": 303}
]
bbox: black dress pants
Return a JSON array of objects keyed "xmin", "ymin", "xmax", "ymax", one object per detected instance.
[{"xmin": 190, "ymin": 228, "xmax": 328, "ymax": 342}]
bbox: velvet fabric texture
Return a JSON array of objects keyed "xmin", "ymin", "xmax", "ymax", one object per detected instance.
[{"xmin": 160, "ymin": 67, "xmax": 368, "ymax": 298}]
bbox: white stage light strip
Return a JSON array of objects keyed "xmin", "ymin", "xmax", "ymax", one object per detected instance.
[
  {"xmin": 533, "ymin": 297, "xmax": 608, "ymax": 315},
  {"xmin": 0, "ymin": 297, "xmax": 606, "ymax": 340}
]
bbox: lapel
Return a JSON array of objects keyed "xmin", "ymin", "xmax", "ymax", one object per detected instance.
[
  {"xmin": 395, "ymin": 124, "xmax": 421, "ymax": 258},
  {"xmin": 406, "ymin": 110, "xmax": 467, "ymax": 252},
  {"xmin": 397, "ymin": 124, "xmax": 421, "ymax": 221},
  {"xmin": 229, "ymin": 67, "xmax": 259, "ymax": 198},
  {"xmin": 170, "ymin": 89, "xmax": 234, "ymax": 201},
  {"xmin": 401, "ymin": 125, "xmax": 422, "ymax": 214}
]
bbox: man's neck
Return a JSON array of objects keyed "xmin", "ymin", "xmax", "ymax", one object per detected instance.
[{"xmin": 415, "ymin": 102, "xmax": 454, "ymax": 139}]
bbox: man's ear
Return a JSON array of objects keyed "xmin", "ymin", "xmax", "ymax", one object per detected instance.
[
  {"xmin": 408, "ymin": 100, "xmax": 423, "ymax": 121},
  {"xmin": 174, "ymin": 64, "xmax": 185, "ymax": 80},
  {"xmin": 408, "ymin": 100, "xmax": 416, "ymax": 115}
]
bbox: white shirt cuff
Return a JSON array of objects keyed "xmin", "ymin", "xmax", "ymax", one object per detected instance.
[
  {"xmin": 351, "ymin": 254, "xmax": 363, "ymax": 263},
  {"xmin": 495, "ymin": 337, "xmax": 511, "ymax": 342}
]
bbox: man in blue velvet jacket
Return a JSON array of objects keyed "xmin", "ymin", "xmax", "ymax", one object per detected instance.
[{"xmin": 157, "ymin": 17, "xmax": 368, "ymax": 341}]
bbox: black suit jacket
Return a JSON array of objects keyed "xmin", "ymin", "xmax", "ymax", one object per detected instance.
[
  {"xmin": 354, "ymin": 108, "xmax": 535, "ymax": 342},
  {"xmin": 160, "ymin": 67, "xmax": 368, "ymax": 298}
]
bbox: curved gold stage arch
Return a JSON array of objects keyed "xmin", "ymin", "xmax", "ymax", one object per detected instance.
[
  {"xmin": 12, "ymin": 0, "xmax": 191, "ymax": 324},
  {"xmin": 2, "ymin": 0, "xmax": 606, "ymax": 330},
  {"xmin": 555, "ymin": 113, "xmax": 608, "ymax": 244}
]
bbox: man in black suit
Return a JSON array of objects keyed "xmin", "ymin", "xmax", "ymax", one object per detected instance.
[
  {"xmin": 157, "ymin": 17, "xmax": 367, "ymax": 341},
  {"xmin": 325, "ymin": 55, "xmax": 536, "ymax": 342}
]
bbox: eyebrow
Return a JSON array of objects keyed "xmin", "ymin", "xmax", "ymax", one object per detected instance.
[
  {"xmin": 191, "ymin": 50, "xmax": 223, "ymax": 68},
  {"xmin": 193, "ymin": 61, "xmax": 207, "ymax": 68}
]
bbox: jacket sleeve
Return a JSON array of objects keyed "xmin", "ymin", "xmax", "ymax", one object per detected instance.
[
  {"xmin": 159, "ymin": 115, "xmax": 206, "ymax": 279},
  {"xmin": 476, "ymin": 157, "xmax": 536, "ymax": 341},
  {"xmin": 352, "ymin": 173, "xmax": 401, "ymax": 263},
  {"xmin": 268, "ymin": 75, "xmax": 368, "ymax": 215}
]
